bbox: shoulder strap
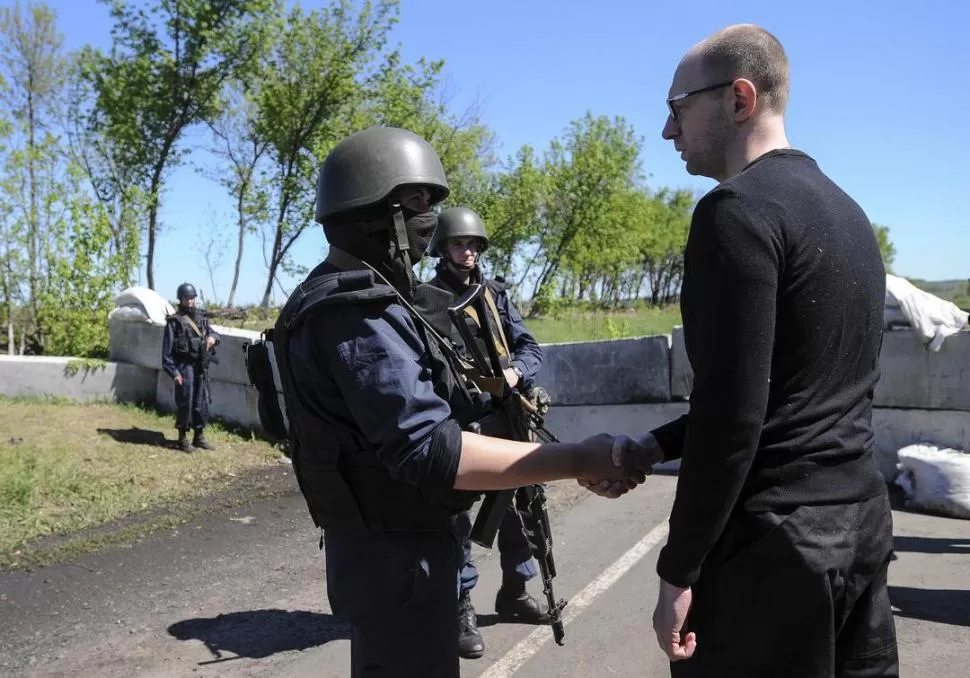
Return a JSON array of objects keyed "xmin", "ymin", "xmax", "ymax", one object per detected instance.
[
  {"xmin": 482, "ymin": 285, "xmax": 513, "ymax": 359},
  {"xmin": 169, "ymin": 313, "xmax": 203, "ymax": 337},
  {"xmin": 182, "ymin": 315, "xmax": 204, "ymax": 338}
]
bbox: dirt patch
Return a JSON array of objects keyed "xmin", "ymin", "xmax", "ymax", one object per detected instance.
[{"xmin": 0, "ymin": 398, "xmax": 288, "ymax": 568}]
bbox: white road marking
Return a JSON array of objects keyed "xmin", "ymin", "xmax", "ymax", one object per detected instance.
[{"xmin": 478, "ymin": 521, "xmax": 670, "ymax": 678}]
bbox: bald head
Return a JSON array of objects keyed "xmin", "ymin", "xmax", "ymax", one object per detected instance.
[{"xmin": 689, "ymin": 24, "xmax": 790, "ymax": 114}]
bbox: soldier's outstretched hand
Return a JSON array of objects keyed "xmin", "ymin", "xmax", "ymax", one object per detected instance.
[
  {"xmin": 572, "ymin": 433, "xmax": 654, "ymax": 497},
  {"xmin": 578, "ymin": 432, "xmax": 664, "ymax": 499}
]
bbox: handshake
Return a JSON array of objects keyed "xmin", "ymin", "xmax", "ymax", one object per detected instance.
[{"xmin": 572, "ymin": 432, "xmax": 665, "ymax": 499}]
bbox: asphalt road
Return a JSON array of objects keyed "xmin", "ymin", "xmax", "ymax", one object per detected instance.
[{"xmin": 2, "ymin": 469, "xmax": 969, "ymax": 677}]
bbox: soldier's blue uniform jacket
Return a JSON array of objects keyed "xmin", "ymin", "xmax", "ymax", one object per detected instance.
[
  {"xmin": 427, "ymin": 264, "xmax": 544, "ymax": 595},
  {"xmin": 276, "ymin": 256, "xmax": 487, "ymax": 678},
  {"xmin": 161, "ymin": 310, "xmax": 219, "ymax": 430},
  {"xmin": 491, "ymin": 279, "xmax": 542, "ymax": 388}
]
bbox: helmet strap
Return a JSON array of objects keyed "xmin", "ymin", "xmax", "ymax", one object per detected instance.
[
  {"xmin": 390, "ymin": 204, "xmax": 413, "ymax": 269},
  {"xmin": 387, "ymin": 203, "xmax": 415, "ymax": 299}
]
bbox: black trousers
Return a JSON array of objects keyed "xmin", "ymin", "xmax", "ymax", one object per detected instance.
[
  {"xmin": 670, "ymin": 493, "xmax": 899, "ymax": 678},
  {"xmin": 325, "ymin": 523, "xmax": 464, "ymax": 678},
  {"xmin": 174, "ymin": 364, "xmax": 209, "ymax": 430}
]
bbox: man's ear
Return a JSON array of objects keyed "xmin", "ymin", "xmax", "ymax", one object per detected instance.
[{"xmin": 732, "ymin": 78, "xmax": 758, "ymax": 122}]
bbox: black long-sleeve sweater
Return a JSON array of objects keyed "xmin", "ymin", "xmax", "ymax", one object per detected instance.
[{"xmin": 651, "ymin": 149, "xmax": 889, "ymax": 588}]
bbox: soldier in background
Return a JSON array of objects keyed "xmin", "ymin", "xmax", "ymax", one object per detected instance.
[
  {"xmin": 161, "ymin": 283, "xmax": 219, "ymax": 452},
  {"xmin": 427, "ymin": 206, "xmax": 549, "ymax": 659}
]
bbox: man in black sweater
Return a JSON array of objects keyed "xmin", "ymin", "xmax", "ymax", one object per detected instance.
[{"xmin": 588, "ymin": 24, "xmax": 899, "ymax": 677}]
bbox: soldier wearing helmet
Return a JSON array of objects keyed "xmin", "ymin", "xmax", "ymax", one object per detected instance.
[
  {"xmin": 427, "ymin": 207, "xmax": 549, "ymax": 659},
  {"xmin": 272, "ymin": 126, "xmax": 652, "ymax": 677},
  {"xmin": 161, "ymin": 282, "xmax": 219, "ymax": 451}
]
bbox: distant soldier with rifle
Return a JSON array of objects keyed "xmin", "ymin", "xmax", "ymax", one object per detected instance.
[
  {"xmin": 161, "ymin": 282, "xmax": 220, "ymax": 452},
  {"xmin": 427, "ymin": 206, "xmax": 553, "ymax": 659},
  {"xmin": 267, "ymin": 126, "xmax": 655, "ymax": 678}
]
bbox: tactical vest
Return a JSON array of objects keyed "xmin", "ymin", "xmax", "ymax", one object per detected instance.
[
  {"xmin": 430, "ymin": 272, "xmax": 513, "ymax": 372},
  {"xmin": 272, "ymin": 264, "xmax": 484, "ymax": 535},
  {"xmin": 168, "ymin": 313, "xmax": 204, "ymax": 362}
]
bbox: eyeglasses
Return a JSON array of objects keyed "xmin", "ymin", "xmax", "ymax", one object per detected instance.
[{"xmin": 666, "ymin": 80, "xmax": 735, "ymax": 121}]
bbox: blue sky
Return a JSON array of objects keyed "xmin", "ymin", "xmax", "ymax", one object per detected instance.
[{"xmin": 45, "ymin": 0, "xmax": 970, "ymax": 306}]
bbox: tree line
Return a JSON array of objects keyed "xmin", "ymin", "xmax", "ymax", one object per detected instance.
[{"xmin": 0, "ymin": 0, "xmax": 899, "ymax": 357}]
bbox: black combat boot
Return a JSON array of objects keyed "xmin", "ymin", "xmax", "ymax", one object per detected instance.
[
  {"xmin": 192, "ymin": 427, "xmax": 215, "ymax": 451},
  {"xmin": 177, "ymin": 428, "xmax": 192, "ymax": 453},
  {"xmin": 495, "ymin": 583, "xmax": 551, "ymax": 624},
  {"xmin": 458, "ymin": 589, "xmax": 485, "ymax": 659}
]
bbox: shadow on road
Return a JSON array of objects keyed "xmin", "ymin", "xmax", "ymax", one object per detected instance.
[
  {"xmin": 475, "ymin": 612, "xmax": 550, "ymax": 630},
  {"xmin": 890, "ymin": 586, "xmax": 970, "ymax": 628},
  {"xmin": 893, "ymin": 535, "xmax": 970, "ymax": 555},
  {"xmin": 97, "ymin": 426, "xmax": 177, "ymax": 450},
  {"xmin": 168, "ymin": 608, "xmax": 350, "ymax": 664}
]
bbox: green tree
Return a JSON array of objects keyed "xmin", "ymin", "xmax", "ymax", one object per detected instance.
[
  {"xmin": 0, "ymin": 0, "xmax": 66, "ymax": 348},
  {"xmin": 0, "ymin": 71, "xmax": 21, "ymax": 354},
  {"xmin": 476, "ymin": 145, "xmax": 548, "ymax": 290},
  {"xmin": 76, "ymin": 0, "xmax": 278, "ymax": 290},
  {"xmin": 872, "ymin": 223, "xmax": 896, "ymax": 273},
  {"xmin": 39, "ymin": 168, "xmax": 126, "ymax": 357},
  {"xmin": 639, "ymin": 188, "xmax": 693, "ymax": 306},
  {"xmin": 202, "ymin": 82, "xmax": 270, "ymax": 307},
  {"xmin": 65, "ymin": 58, "xmax": 143, "ymax": 287},
  {"xmin": 252, "ymin": 0, "xmax": 402, "ymax": 310},
  {"xmin": 529, "ymin": 112, "xmax": 643, "ymax": 315}
]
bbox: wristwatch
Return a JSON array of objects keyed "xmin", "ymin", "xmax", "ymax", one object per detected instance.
[{"xmin": 511, "ymin": 365, "xmax": 524, "ymax": 381}]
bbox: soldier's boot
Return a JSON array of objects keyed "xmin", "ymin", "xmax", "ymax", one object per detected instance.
[
  {"xmin": 177, "ymin": 428, "xmax": 192, "ymax": 453},
  {"xmin": 192, "ymin": 427, "xmax": 215, "ymax": 451},
  {"xmin": 458, "ymin": 589, "xmax": 485, "ymax": 659},
  {"xmin": 495, "ymin": 583, "xmax": 551, "ymax": 624}
]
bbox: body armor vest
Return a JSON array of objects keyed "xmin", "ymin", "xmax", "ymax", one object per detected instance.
[
  {"xmin": 429, "ymin": 269, "xmax": 512, "ymax": 372},
  {"xmin": 168, "ymin": 312, "xmax": 204, "ymax": 362},
  {"xmin": 273, "ymin": 266, "xmax": 484, "ymax": 535}
]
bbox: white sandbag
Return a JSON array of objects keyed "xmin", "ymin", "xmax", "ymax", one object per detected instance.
[
  {"xmin": 885, "ymin": 274, "xmax": 969, "ymax": 351},
  {"xmin": 894, "ymin": 443, "xmax": 970, "ymax": 519},
  {"xmin": 110, "ymin": 286, "xmax": 175, "ymax": 325},
  {"xmin": 107, "ymin": 305, "xmax": 150, "ymax": 322}
]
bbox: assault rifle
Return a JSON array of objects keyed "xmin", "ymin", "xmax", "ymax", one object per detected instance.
[{"xmin": 447, "ymin": 282, "xmax": 568, "ymax": 646}]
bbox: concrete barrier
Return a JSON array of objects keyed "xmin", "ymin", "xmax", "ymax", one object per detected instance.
[
  {"xmin": 107, "ymin": 319, "xmax": 165, "ymax": 371},
  {"xmin": 204, "ymin": 326, "xmax": 262, "ymax": 387},
  {"xmin": 0, "ymin": 356, "xmax": 156, "ymax": 404},
  {"xmin": 536, "ymin": 335, "xmax": 671, "ymax": 405},
  {"xmin": 4, "ymin": 305, "xmax": 968, "ymax": 487},
  {"xmin": 669, "ymin": 325, "xmax": 970, "ymax": 412},
  {"xmin": 874, "ymin": 329, "xmax": 970, "ymax": 411}
]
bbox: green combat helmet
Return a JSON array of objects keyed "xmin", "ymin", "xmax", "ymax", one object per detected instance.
[
  {"xmin": 315, "ymin": 126, "xmax": 450, "ymax": 277},
  {"xmin": 315, "ymin": 126, "xmax": 449, "ymax": 222},
  {"xmin": 429, "ymin": 206, "xmax": 490, "ymax": 257}
]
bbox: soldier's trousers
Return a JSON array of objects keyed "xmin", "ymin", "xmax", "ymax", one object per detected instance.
[
  {"xmin": 174, "ymin": 364, "xmax": 209, "ymax": 430},
  {"xmin": 324, "ymin": 520, "xmax": 464, "ymax": 678},
  {"xmin": 457, "ymin": 502, "xmax": 536, "ymax": 595},
  {"xmin": 669, "ymin": 492, "xmax": 899, "ymax": 678}
]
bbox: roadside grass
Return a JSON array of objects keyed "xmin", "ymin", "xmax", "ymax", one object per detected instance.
[
  {"xmin": 235, "ymin": 305, "xmax": 684, "ymax": 344},
  {"xmin": 527, "ymin": 305, "xmax": 683, "ymax": 344},
  {"xmin": 0, "ymin": 396, "xmax": 288, "ymax": 569}
]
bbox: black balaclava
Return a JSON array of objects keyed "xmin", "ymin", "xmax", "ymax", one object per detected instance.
[{"xmin": 324, "ymin": 201, "xmax": 438, "ymax": 300}]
